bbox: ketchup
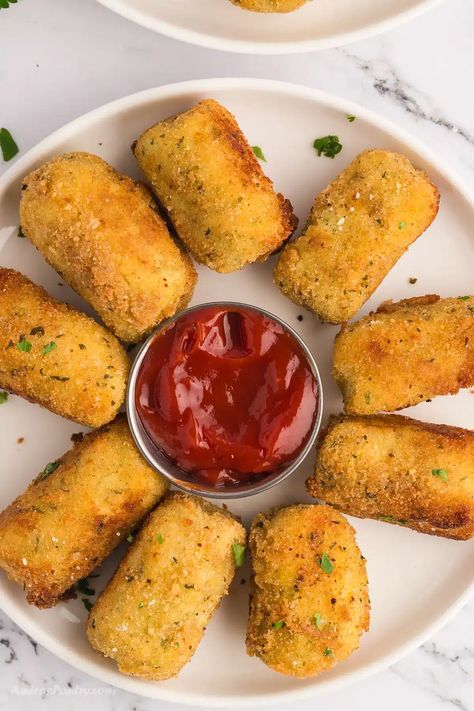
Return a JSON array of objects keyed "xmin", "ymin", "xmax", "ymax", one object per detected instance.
[{"xmin": 135, "ymin": 305, "xmax": 318, "ymax": 488}]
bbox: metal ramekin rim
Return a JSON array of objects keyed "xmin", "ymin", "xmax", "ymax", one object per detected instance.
[{"xmin": 126, "ymin": 301, "xmax": 324, "ymax": 500}]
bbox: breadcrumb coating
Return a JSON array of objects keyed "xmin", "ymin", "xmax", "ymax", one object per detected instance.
[
  {"xmin": 246, "ymin": 504, "xmax": 369, "ymax": 677},
  {"xmin": 307, "ymin": 414, "xmax": 474, "ymax": 540}
]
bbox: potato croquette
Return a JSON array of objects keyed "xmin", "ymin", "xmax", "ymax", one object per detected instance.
[
  {"xmin": 0, "ymin": 268, "xmax": 129, "ymax": 427},
  {"xmin": 133, "ymin": 99, "xmax": 297, "ymax": 273},
  {"xmin": 307, "ymin": 415, "xmax": 474, "ymax": 540},
  {"xmin": 230, "ymin": 0, "xmax": 308, "ymax": 11},
  {"xmin": 0, "ymin": 416, "xmax": 168, "ymax": 608},
  {"xmin": 20, "ymin": 152, "xmax": 197, "ymax": 343},
  {"xmin": 87, "ymin": 492, "xmax": 246, "ymax": 680},
  {"xmin": 274, "ymin": 149, "xmax": 439, "ymax": 323},
  {"xmin": 333, "ymin": 295, "xmax": 474, "ymax": 414},
  {"xmin": 246, "ymin": 505, "xmax": 369, "ymax": 678}
]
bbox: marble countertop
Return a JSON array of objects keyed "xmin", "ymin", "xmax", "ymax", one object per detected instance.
[{"xmin": 0, "ymin": 0, "xmax": 473, "ymax": 708}]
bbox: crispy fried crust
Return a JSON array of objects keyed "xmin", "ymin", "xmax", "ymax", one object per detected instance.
[
  {"xmin": 307, "ymin": 414, "xmax": 474, "ymax": 540},
  {"xmin": 0, "ymin": 416, "xmax": 168, "ymax": 608},
  {"xmin": 0, "ymin": 268, "xmax": 129, "ymax": 427},
  {"xmin": 20, "ymin": 152, "xmax": 197, "ymax": 343},
  {"xmin": 229, "ymin": 0, "xmax": 308, "ymax": 11},
  {"xmin": 133, "ymin": 99, "xmax": 297, "ymax": 273},
  {"xmin": 87, "ymin": 492, "xmax": 246, "ymax": 680},
  {"xmin": 274, "ymin": 149, "xmax": 439, "ymax": 323},
  {"xmin": 246, "ymin": 504, "xmax": 369, "ymax": 678},
  {"xmin": 333, "ymin": 294, "xmax": 474, "ymax": 414}
]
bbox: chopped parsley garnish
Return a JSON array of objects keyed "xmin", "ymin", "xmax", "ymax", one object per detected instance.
[
  {"xmin": 42, "ymin": 341, "xmax": 56, "ymax": 356},
  {"xmin": 458, "ymin": 296, "xmax": 470, "ymax": 301},
  {"xmin": 232, "ymin": 543, "xmax": 246, "ymax": 567},
  {"xmin": 398, "ymin": 220, "xmax": 406, "ymax": 230},
  {"xmin": 16, "ymin": 337, "xmax": 32, "ymax": 352},
  {"xmin": 319, "ymin": 553, "xmax": 334, "ymax": 575},
  {"xmin": 0, "ymin": 391, "xmax": 8, "ymax": 404},
  {"xmin": 346, "ymin": 115, "xmax": 356, "ymax": 122},
  {"xmin": 432, "ymin": 468, "xmax": 448, "ymax": 482},
  {"xmin": 378, "ymin": 515, "xmax": 407, "ymax": 525},
  {"xmin": 49, "ymin": 375, "xmax": 69, "ymax": 381},
  {"xmin": 138, "ymin": 601, "xmax": 145, "ymax": 609},
  {"xmin": 38, "ymin": 460, "xmax": 60, "ymax": 480},
  {"xmin": 273, "ymin": 620, "xmax": 285, "ymax": 629},
  {"xmin": 252, "ymin": 145, "xmax": 267, "ymax": 162},
  {"xmin": 0, "ymin": 128, "xmax": 19, "ymax": 161},
  {"xmin": 313, "ymin": 135, "xmax": 342, "ymax": 159},
  {"xmin": 126, "ymin": 533, "xmax": 134, "ymax": 543},
  {"xmin": 77, "ymin": 578, "xmax": 95, "ymax": 596},
  {"xmin": 156, "ymin": 533, "xmax": 164, "ymax": 544},
  {"xmin": 18, "ymin": 226, "xmax": 25, "ymax": 238},
  {"xmin": 409, "ymin": 277, "xmax": 417, "ymax": 285},
  {"xmin": 323, "ymin": 647, "xmax": 333, "ymax": 657},
  {"xmin": 313, "ymin": 613, "xmax": 323, "ymax": 630},
  {"xmin": 81, "ymin": 598, "xmax": 93, "ymax": 612}
]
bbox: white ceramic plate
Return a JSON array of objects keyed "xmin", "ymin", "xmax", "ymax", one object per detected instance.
[
  {"xmin": 0, "ymin": 78, "xmax": 473, "ymax": 707},
  {"xmin": 96, "ymin": 0, "xmax": 443, "ymax": 54}
]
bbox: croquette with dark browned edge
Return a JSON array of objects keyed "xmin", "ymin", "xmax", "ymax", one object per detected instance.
[
  {"xmin": 307, "ymin": 414, "xmax": 474, "ymax": 540},
  {"xmin": 246, "ymin": 504, "xmax": 369, "ymax": 677},
  {"xmin": 333, "ymin": 295, "xmax": 474, "ymax": 414},
  {"xmin": 133, "ymin": 99, "xmax": 297, "ymax": 273},
  {"xmin": 0, "ymin": 268, "xmax": 129, "ymax": 427},
  {"xmin": 0, "ymin": 416, "xmax": 168, "ymax": 608},
  {"xmin": 20, "ymin": 152, "xmax": 197, "ymax": 343},
  {"xmin": 275, "ymin": 149, "xmax": 439, "ymax": 323}
]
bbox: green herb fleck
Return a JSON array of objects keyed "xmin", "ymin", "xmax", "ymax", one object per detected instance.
[
  {"xmin": 319, "ymin": 553, "xmax": 334, "ymax": 575},
  {"xmin": 138, "ymin": 601, "xmax": 145, "ymax": 609},
  {"xmin": 432, "ymin": 468, "xmax": 448, "ymax": 482},
  {"xmin": 16, "ymin": 337, "xmax": 32, "ymax": 353},
  {"xmin": 42, "ymin": 341, "xmax": 56, "ymax": 356},
  {"xmin": 273, "ymin": 620, "xmax": 285, "ymax": 629},
  {"xmin": 49, "ymin": 375, "xmax": 69, "ymax": 382},
  {"xmin": 126, "ymin": 533, "xmax": 134, "ymax": 543},
  {"xmin": 346, "ymin": 115, "xmax": 356, "ymax": 122},
  {"xmin": 313, "ymin": 135, "xmax": 342, "ymax": 159},
  {"xmin": 82, "ymin": 598, "xmax": 93, "ymax": 612},
  {"xmin": 378, "ymin": 515, "xmax": 407, "ymax": 525},
  {"xmin": 458, "ymin": 296, "xmax": 470, "ymax": 301},
  {"xmin": 232, "ymin": 542, "xmax": 246, "ymax": 567},
  {"xmin": 0, "ymin": 391, "xmax": 8, "ymax": 404},
  {"xmin": 78, "ymin": 343, "xmax": 87, "ymax": 350},
  {"xmin": 398, "ymin": 220, "xmax": 407, "ymax": 230},
  {"xmin": 156, "ymin": 533, "xmax": 164, "ymax": 544},
  {"xmin": 313, "ymin": 613, "xmax": 323, "ymax": 630},
  {"xmin": 18, "ymin": 226, "xmax": 25, "ymax": 238},
  {"xmin": 252, "ymin": 145, "xmax": 266, "ymax": 162},
  {"xmin": 38, "ymin": 460, "xmax": 60, "ymax": 481},
  {"xmin": 409, "ymin": 277, "xmax": 417, "ymax": 285},
  {"xmin": 0, "ymin": 128, "xmax": 19, "ymax": 161},
  {"xmin": 77, "ymin": 578, "xmax": 95, "ymax": 596},
  {"xmin": 323, "ymin": 647, "xmax": 333, "ymax": 657}
]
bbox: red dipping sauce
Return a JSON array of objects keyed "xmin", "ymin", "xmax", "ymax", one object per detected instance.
[{"xmin": 135, "ymin": 305, "xmax": 318, "ymax": 488}]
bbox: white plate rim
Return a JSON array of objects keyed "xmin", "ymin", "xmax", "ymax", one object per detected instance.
[
  {"xmin": 95, "ymin": 0, "xmax": 444, "ymax": 54},
  {"xmin": 0, "ymin": 77, "xmax": 473, "ymax": 707}
]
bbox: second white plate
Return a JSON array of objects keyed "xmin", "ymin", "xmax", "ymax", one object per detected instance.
[{"xmin": 96, "ymin": 0, "xmax": 444, "ymax": 54}]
